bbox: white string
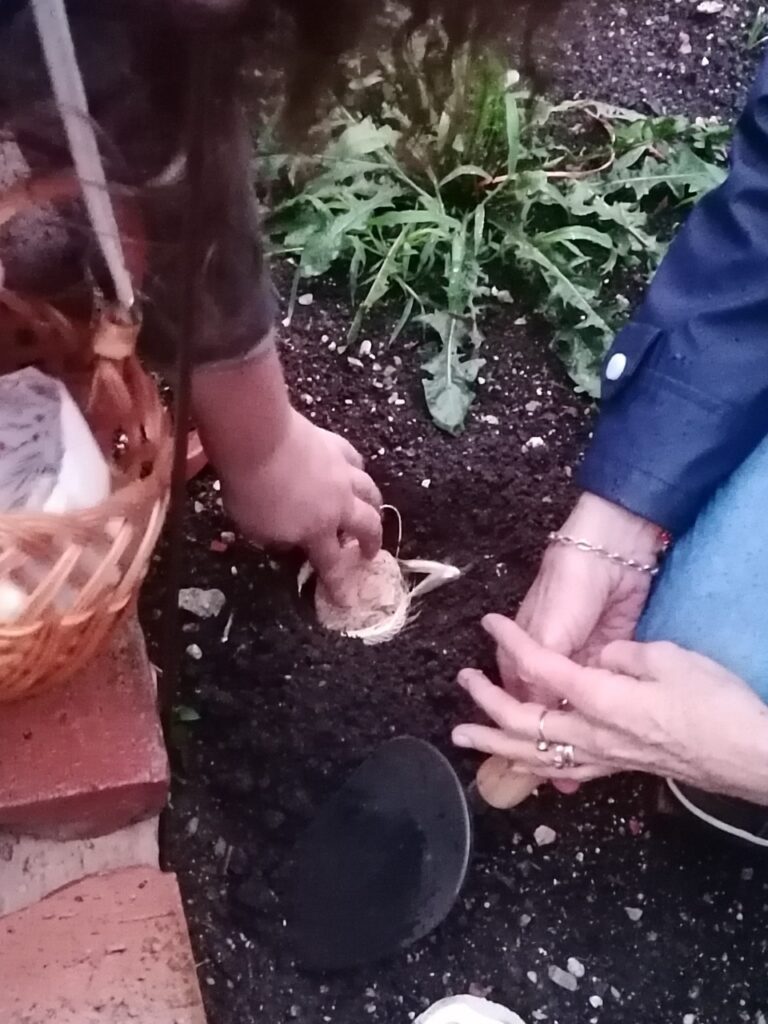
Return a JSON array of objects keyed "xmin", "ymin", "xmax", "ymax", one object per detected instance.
[{"xmin": 31, "ymin": 0, "xmax": 135, "ymax": 311}]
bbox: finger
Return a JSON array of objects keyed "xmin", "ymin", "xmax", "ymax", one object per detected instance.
[
  {"xmin": 350, "ymin": 468, "xmax": 383, "ymax": 510},
  {"xmin": 553, "ymin": 780, "xmax": 582, "ymax": 794},
  {"xmin": 452, "ymin": 724, "xmax": 602, "ymax": 781},
  {"xmin": 341, "ymin": 498, "xmax": 383, "ymax": 559},
  {"xmin": 326, "ymin": 430, "xmax": 365, "ymax": 470},
  {"xmin": 482, "ymin": 614, "xmax": 630, "ymax": 719},
  {"xmin": 306, "ymin": 532, "xmax": 349, "ymax": 605},
  {"xmin": 457, "ymin": 669, "xmax": 596, "ymax": 750},
  {"xmin": 452, "ymin": 723, "xmax": 556, "ymax": 767},
  {"xmin": 598, "ymin": 640, "xmax": 655, "ymax": 679},
  {"xmin": 503, "ymin": 760, "xmax": 613, "ymax": 784},
  {"xmin": 516, "ymin": 590, "xmax": 575, "ymax": 656}
]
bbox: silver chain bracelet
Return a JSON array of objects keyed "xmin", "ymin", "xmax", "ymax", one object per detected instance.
[{"xmin": 547, "ymin": 532, "xmax": 661, "ymax": 576}]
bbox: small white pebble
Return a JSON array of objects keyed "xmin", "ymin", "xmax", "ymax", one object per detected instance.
[
  {"xmin": 524, "ymin": 436, "xmax": 546, "ymax": 450},
  {"xmin": 347, "ymin": 357, "xmax": 364, "ymax": 369},
  {"xmin": 483, "ymin": 414, "xmax": 500, "ymax": 425},
  {"xmin": 297, "ymin": 292, "xmax": 314, "ymax": 306},
  {"xmin": 527, "ymin": 971, "xmax": 538, "ymax": 984},
  {"xmin": 321, "ymin": 334, "xmax": 329, "ymax": 343},
  {"xmin": 421, "ymin": 479, "xmax": 431, "ymax": 489},
  {"xmin": 567, "ymin": 957, "xmax": 585, "ymax": 979},
  {"xmin": 281, "ymin": 315, "xmax": 291, "ymax": 327},
  {"xmin": 359, "ymin": 339, "xmax": 372, "ymax": 357},
  {"xmin": 186, "ymin": 644, "xmax": 203, "ymax": 661},
  {"xmin": 548, "ymin": 965, "xmax": 578, "ymax": 992},
  {"xmin": 589, "ymin": 996, "xmax": 603, "ymax": 1009},
  {"xmin": 683, "ymin": 1016, "xmax": 695, "ymax": 1024},
  {"xmin": 534, "ymin": 825, "xmax": 557, "ymax": 847},
  {"xmin": 625, "ymin": 907, "xmax": 643, "ymax": 922}
]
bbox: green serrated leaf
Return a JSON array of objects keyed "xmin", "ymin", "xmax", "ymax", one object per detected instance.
[
  {"xmin": 327, "ymin": 118, "xmax": 399, "ymax": 160},
  {"xmin": 419, "ymin": 313, "xmax": 485, "ymax": 433}
]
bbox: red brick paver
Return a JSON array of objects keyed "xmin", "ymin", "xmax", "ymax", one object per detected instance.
[
  {"xmin": 0, "ymin": 618, "xmax": 168, "ymax": 839},
  {"xmin": 0, "ymin": 866, "xmax": 206, "ymax": 1024}
]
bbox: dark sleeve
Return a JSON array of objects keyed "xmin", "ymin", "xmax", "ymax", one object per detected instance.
[
  {"xmin": 1, "ymin": 2, "xmax": 277, "ymax": 369},
  {"xmin": 579, "ymin": 52, "xmax": 768, "ymax": 535},
  {"xmin": 138, "ymin": 100, "xmax": 278, "ymax": 369}
]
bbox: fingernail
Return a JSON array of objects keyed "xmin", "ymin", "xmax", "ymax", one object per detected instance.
[
  {"xmin": 452, "ymin": 729, "xmax": 472, "ymax": 748},
  {"xmin": 457, "ymin": 670, "xmax": 473, "ymax": 689}
]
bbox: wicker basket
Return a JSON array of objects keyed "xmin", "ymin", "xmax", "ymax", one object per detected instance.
[{"xmin": 0, "ymin": 175, "xmax": 173, "ymax": 702}]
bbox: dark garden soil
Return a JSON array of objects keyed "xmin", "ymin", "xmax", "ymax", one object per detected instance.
[{"xmin": 143, "ymin": 5, "xmax": 768, "ymax": 1023}]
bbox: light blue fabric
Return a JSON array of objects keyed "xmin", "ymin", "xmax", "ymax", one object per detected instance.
[{"xmin": 637, "ymin": 432, "xmax": 768, "ymax": 702}]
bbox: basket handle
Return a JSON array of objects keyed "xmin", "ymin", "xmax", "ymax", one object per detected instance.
[{"xmin": 31, "ymin": 0, "xmax": 136, "ymax": 314}]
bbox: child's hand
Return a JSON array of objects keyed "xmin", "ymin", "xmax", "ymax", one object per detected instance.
[{"xmin": 223, "ymin": 409, "xmax": 382, "ymax": 602}]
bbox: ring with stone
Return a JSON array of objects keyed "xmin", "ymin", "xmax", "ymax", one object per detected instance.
[
  {"xmin": 536, "ymin": 709, "xmax": 552, "ymax": 752},
  {"xmin": 552, "ymin": 743, "xmax": 577, "ymax": 770}
]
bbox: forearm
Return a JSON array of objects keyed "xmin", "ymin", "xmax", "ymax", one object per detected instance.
[{"xmin": 191, "ymin": 337, "xmax": 292, "ymax": 479}]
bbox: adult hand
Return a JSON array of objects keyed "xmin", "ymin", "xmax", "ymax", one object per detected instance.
[
  {"xmin": 454, "ymin": 615, "xmax": 768, "ymax": 804},
  {"xmin": 223, "ymin": 409, "xmax": 383, "ymax": 602},
  {"xmin": 509, "ymin": 492, "xmax": 662, "ymax": 703}
]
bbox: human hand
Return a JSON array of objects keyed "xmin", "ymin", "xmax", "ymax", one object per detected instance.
[
  {"xmin": 455, "ymin": 615, "xmax": 768, "ymax": 803},
  {"xmin": 223, "ymin": 409, "xmax": 382, "ymax": 601},
  {"xmin": 509, "ymin": 492, "xmax": 662, "ymax": 703}
]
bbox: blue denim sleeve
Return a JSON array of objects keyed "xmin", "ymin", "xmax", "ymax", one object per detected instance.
[{"xmin": 579, "ymin": 53, "xmax": 768, "ymax": 536}]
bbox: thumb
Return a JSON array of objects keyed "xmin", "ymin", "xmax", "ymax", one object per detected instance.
[{"xmin": 516, "ymin": 592, "xmax": 575, "ymax": 656}]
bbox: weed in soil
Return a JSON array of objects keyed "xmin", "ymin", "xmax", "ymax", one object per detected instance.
[{"xmin": 262, "ymin": 29, "xmax": 728, "ymax": 430}]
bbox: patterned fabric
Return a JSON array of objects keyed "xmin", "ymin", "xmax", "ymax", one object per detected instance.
[{"xmin": 0, "ymin": 367, "xmax": 61, "ymax": 511}]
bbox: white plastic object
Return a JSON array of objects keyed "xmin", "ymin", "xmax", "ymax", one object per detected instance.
[{"xmin": 416, "ymin": 995, "xmax": 528, "ymax": 1024}]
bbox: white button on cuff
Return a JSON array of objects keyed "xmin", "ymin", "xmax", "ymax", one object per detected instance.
[{"xmin": 605, "ymin": 352, "xmax": 627, "ymax": 381}]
